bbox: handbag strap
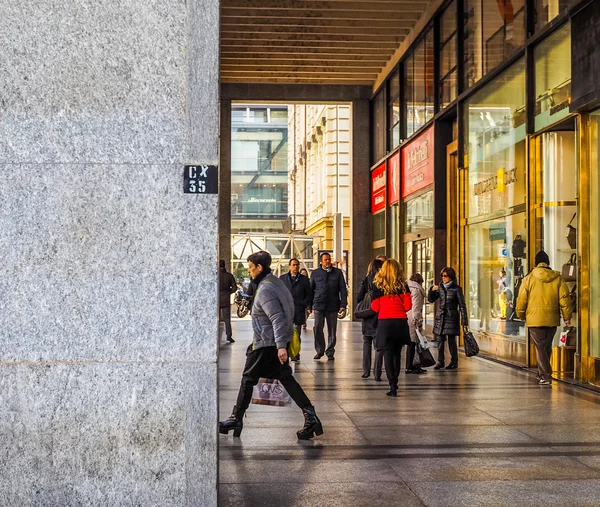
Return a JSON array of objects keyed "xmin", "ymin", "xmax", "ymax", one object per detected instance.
[{"xmin": 568, "ymin": 213, "xmax": 576, "ymax": 226}]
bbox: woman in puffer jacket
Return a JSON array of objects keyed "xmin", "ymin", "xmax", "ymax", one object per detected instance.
[
  {"xmin": 428, "ymin": 267, "xmax": 469, "ymax": 370},
  {"xmin": 371, "ymin": 259, "xmax": 412, "ymax": 397},
  {"xmin": 406, "ymin": 273, "xmax": 427, "ymax": 374}
]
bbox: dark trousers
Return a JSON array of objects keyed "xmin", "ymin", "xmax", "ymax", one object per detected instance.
[
  {"xmin": 383, "ymin": 340, "xmax": 405, "ymax": 388},
  {"xmin": 220, "ymin": 305, "xmax": 232, "ymax": 339},
  {"xmin": 235, "ymin": 345, "xmax": 312, "ymax": 415},
  {"xmin": 293, "ymin": 324, "xmax": 302, "ymax": 357},
  {"xmin": 313, "ymin": 310, "xmax": 338, "ymax": 358},
  {"xmin": 438, "ymin": 335, "xmax": 458, "ymax": 365},
  {"xmin": 479, "ymin": 306, "xmax": 491, "ymax": 330},
  {"xmin": 529, "ymin": 326, "xmax": 556, "ymax": 382},
  {"xmin": 362, "ymin": 335, "xmax": 383, "ymax": 377}
]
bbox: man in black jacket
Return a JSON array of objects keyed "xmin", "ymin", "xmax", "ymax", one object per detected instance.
[
  {"xmin": 219, "ymin": 260, "xmax": 237, "ymax": 343},
  {"xmin": 280, "ymin": 258, "xmax": 313, "ymax": 361},
  {"xmin": 310, "ymin": 252, "xmax": 348, "ymax": 360}
]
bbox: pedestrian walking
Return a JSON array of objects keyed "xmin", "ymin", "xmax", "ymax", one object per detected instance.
[
  {"xmin": 515, "ymin": 250, "xmax": 572, "ymax": 385},
  {"xmin": 219, "ymin": 251, "xmax": 323, "ymax": 440},
  {"xmin": 371, "ymin": 259, "xmax": 412, "ymax": 397},
  {"xmin": 219, "ymin": 259, "xmax": 237, "ymax": 343},
  {"xmin": 406, "ymin": 273, "xmax": 427, "ymax": 374},
  {"xmin": 280, "ymin": 258, "xmax": 312, "ymax": 361},
  {"xmin": 428, "ymin": 267, "xmax": 469, "ymax": 370},
  {"xmin": 357, "ymin": 258, "xmax": 384, "ymax": 379},
  {"xmin": 309, "ymin": 252, "xmax": 348, "ymax": 361}
]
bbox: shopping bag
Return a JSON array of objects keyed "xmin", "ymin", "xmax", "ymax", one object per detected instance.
[
  {"xmin": 558, "ymin": 329, "xmax": 569, "ymax": 347},
  {"xmin": 415, "ymin": 328, "xmax": 430, "ymax": 350},
  {"xmin": 287, "ymin": 327, "xmax": 301, "ymax": 358},
  {"xmin": 413, "ymin": 342, "xmax": 436, "ymax": 369},
  {"xmin": 463, "ymin": 329, "xmax": 480, "ymax": 357},
  {"xmin": 251, "ymin": 378, "xmax": 291, "ymax": 407}
]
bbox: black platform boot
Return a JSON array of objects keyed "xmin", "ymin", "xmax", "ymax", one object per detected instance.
[
  {"xmin": 297, "ymin": 406, "xmax": 324, "ymax": 440},
  {"xmin": 219, "ymin": 406, "xmax": 244, "ymax": 437}
]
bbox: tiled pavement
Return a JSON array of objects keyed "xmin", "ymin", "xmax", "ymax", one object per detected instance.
[{"xmin": 218, "ymin": 319, "xmax": 600, "ymax": 507}]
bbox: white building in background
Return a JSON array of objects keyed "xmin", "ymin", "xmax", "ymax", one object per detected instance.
[{"xmin": 287, "ymin": 104, "xmax": 352, "ymax": 262}]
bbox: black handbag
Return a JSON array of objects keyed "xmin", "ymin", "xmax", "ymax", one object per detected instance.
[
  {"xmin": 413, "ymin": 343, "xmax": 436, "ymax": 369},
  {"xmin": 566, "ymin": 213, "xmax": 577, "ymax": 250},
  {"xmin": 463, "ymin": 329, "xmax": 480, "ymax": 357},
  {"xmin": 354, "ymin": 291, "xmax": 375, "ymax": 319},
  {"xmin": 561, "ymin": 254, "xmax": 577, "ymax": 283},
  {"xmin": 511, "ymin": 235, "xmax": 526, "ymax": 258}
]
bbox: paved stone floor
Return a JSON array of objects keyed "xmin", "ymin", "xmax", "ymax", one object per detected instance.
[{"xmin": 219, "ymin": 319, "xmax": 600, "ymax": 507}]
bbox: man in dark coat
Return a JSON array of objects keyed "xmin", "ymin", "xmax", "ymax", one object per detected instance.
[
  {"xmin": 309, "ymin": 252, "xmax": 348, "ymax": 360},
  {"xmin": 280, "ymin": 258, "xmax": 312, "ymax": 361},
  {"xmin": 219, "ymin": 260, "xmax": 237, "ymax": 343}
]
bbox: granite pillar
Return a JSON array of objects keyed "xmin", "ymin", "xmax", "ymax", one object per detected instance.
[
  {"xmin": 0, "ymin": 1, "xmax": 219, "ymax": 505},
  {"xmin": 350, "ymin": 100, "xmax": 372, "ymax": 317}
]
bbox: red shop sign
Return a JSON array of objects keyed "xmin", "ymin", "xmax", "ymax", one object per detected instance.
[
  {"xmin": 402, "ymin": 127, "xmax": 434, "ymax": 198},
  {"xmin": 371, "ymin": 162, "xmax": 386, "ymax": 214},
  {"xmin": 388, "ymin": 152, "xmax": 400, "ymax": 205}
]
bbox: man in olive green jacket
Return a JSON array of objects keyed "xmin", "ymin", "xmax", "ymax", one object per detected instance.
[{"xmin": 516, "ymin": 251, "xmax": 572, "ymax": 385}]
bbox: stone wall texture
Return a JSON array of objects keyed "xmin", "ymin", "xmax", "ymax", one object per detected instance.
[{"xmin": 0, "ymin": 1, "xmax": 219, "ymax": 505}]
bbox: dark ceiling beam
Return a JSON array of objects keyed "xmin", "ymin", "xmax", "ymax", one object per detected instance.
[
  {"xmin": 221, "ymin": 47, "xmax": 393, "ymax": 56},
  {"xmin": 221, "ymin": 18, "xmax": 415, "ymax": 28},
  {"xmin": 222, "ymin": 0, "xmax": 430, "ymax": 8},
  {"xmin": 221, "ymin": 8, "xmax": 422, "ymax": 20},
  {"xmin": 221, "ymin": 64, "xmax": 384, "ymax": 72},
  {"xmin": 221, "ymin": 33, "xmax": 405, "ymax": 42},
  {"xmin": 221, "ymin": 25, "xmax": 410, "ymax": 36},
  {"xmin": 221, "ymin": 40, "xmax": 400, "ymax": 49},
  {"xmin": 221, "ymin": 56, "xmax": 391, "ymax": 64}
]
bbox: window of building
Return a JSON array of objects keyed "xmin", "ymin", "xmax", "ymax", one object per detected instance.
[
  {"xmin": 372, "ymin": 89, "xmax": 386, "ymax": 163},
  {"xmin": 535, "ymin": 0, "xmax": 574, "ymax": 31},
  {"xmin": 388, "ymin": 72, "xmax": 401, "ymax": 150},
  {"xmin": 439, "ymin": 0, "xmax": 457, "ymax": 108},
  {"xmin": 464, "ymin": 59, "xmax": 527, "ymax": 341},
  {"xmin": 463, "ymin": 0, "xmax": 526, "ymax": 88},
  {"xmin": 534, "ymin": 23, "xmax": 571, "ymax": 132},
  {"xmin": 405, "ymin": 28, "xmax": 434, "ymax": 138}
]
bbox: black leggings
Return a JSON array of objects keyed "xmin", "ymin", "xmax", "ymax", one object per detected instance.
[
  {"xmin": 376, "ymin": 319, "xmax": 410, "ymax": 388},
  {"xmin": 235, "ymin": 344, "xmax": 312, "ymax": 415}
]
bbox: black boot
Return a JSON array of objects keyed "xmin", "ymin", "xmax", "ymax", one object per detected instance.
[
  {"xmin": 219, "ymin": 406, "xmax": 244, "ymax": 437},
  {"xmin": 297, "ymin": 406, "xmax": 323, "ymax": 440}
]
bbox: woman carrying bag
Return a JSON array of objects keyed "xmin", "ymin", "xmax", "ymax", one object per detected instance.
[
  {"xmin": 428, "ymin": 267, "xmax": 469, "ymax": 370},
  {"xmin": 371, "ymin": 259, "xmax": 412, "ymax": 397},
  {"xmin": 356, "ymin": 258, "xmax": 384, "ymax": 379},
  {"xmin": 407, "ymin": 273, "xmax": 427, "ymax": 374}
]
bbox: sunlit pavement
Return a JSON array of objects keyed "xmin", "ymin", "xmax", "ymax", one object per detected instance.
[{"xmin": 218, "ymin": 319, "xmax": 600, "ymax": 507}]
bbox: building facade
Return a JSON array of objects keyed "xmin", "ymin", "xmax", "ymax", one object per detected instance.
[
  {"xmin": 369, "ymin": 0, "xmax": 600, "ymax": 388},
  {"xmin": 288, "ymin": 104, "xmax": 352, "ymax": 267}
]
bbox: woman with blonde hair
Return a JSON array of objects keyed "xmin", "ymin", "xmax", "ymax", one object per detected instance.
[{"xmin": 371, "ymin": 259, "xmax": 412, "ymax": 397}]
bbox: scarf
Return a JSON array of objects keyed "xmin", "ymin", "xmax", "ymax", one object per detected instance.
[{"xmin": 252, "ymin": 267, "xmax": 272, "ymax": 287}]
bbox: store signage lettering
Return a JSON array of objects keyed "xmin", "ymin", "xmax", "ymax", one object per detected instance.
[
  {"xmin": 402, "ymin": 127, "xmax": 434, "ymax": 199},
  {"xmin": 248, "ymin": 197, "xmax": 276, "ymax": 203},
  {"xmin": 371, "ymin": 162, "xmax": 386, "ymax": 214},
  {"xmin": 473, "ymin": 167, "xmax": 517, "ymax": 196}
]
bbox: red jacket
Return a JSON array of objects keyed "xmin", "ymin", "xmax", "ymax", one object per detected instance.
[{"xmin": 371, "ymin": 292, "xmax": 412, "ymax": 319}]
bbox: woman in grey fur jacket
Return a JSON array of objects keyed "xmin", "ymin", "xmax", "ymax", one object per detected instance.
[{"xmin": 406, "ymin": 273, "xmax": 427, "ymax": 374}]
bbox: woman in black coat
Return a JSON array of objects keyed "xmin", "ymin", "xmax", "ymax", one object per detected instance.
[
  {"xmin": 427, "ymin": 267, "xmax": 469, "ymax": 370},
  {"xmin": 356, "ymin": 258, "xmax": 384, "ymax": 379}
]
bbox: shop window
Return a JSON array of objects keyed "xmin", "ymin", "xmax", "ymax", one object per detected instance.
[
  {"xmin": 405, "ymin": 29, "xmax": 434, "ymax": 138},
  {"xmin": 439, "ymin": 0, "xmax": 457, "ymax": 108},
  {"xmin": 464, "ymin": 59, "xmax": 527, "ymax": 343},
  {"xmin": 405, "ymin": 190, "xmax": 434, "ymax": 235},
  {"xmin": 534, "ymin": 23, "xmax": 571, "ymax": 132},
  {"xmin": 388, "ymin": 72, "xmax": 401, "ymax": 149},
  {"xmin": 372, "ymin": 89, "xmax": 386, "ymax": 163},
  {"xmin": 465, "ymin": 59, "xmax": 527, "ymax": 219},
  {"xmin": 467, "ymin": 214, "xmax": 527, "ymax": 336},
  {"xmin": 463, "ymin": 0, "xmax": 526, "ymax": 88},
  {"xmin": 535, "ymin": 0, "xmax": 575, "ymax": 31},
  {"xmin": 372, "ymin": 212, "xmax": 386, "ymax": 243}
]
